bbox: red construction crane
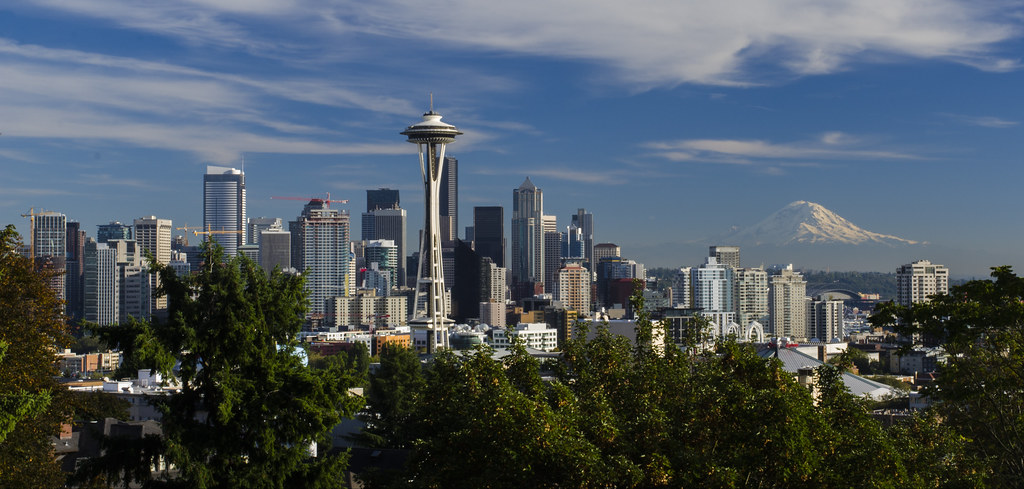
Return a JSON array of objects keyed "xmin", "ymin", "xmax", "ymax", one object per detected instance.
[{"xmin": 270, "ymin": 192, "xmax": 349, "ymax": 208}]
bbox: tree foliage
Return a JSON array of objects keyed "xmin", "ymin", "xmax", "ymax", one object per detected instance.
[
  {"xmin": 358, "ymin": 284, "xmax": 973, "ymax": 488},
  {"xmin": 0, "ymin": 224, "xmax": 71, "ymax": 489},
  {"xmin": 86, "ymin": 243, "xmax": 363, "ymax": 488},
  {"xmin": 872, "ymin": 265, "xmax": 1024, "ymax": 487}
]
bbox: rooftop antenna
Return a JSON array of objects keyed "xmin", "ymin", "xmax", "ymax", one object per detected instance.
[{"xmin": 430, "ymin": 92, "xmax": 434, "ymax": 113}]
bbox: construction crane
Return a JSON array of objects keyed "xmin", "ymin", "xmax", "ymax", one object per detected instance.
[
  {"xmin": 193, "ymin": 229, "xmax": 243, "ymax": 237},
  {"xmin": 175, "ymin": 224, "xmax": 204, "ymax": 232},
  {"xmin": 270, "ymin": 192, "xmax": 349, "ymax": 208},
  {"xmin": 19, "ymin": 207, "xmax": 45, "ymax": 260}
]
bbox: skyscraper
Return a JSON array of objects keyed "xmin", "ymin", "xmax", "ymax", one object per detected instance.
[
  {"xmin": 402, "ymin": 108, "xmax": 461, "ymax": 352},
  {"xmin": 97, "ymin": 221, "xmax": 132, "ymax": 243},
  {"xmin": 295, "ymin": 203, "xmax": 351, "ymax": 317},
  {"xmin": 543, "ymin": 215, "xmax": 561, "ymax": 294},
  {"xmin": 203, "ymin": 165, "xmax": 246, "ymax": 257},
  {"xmin": 364, "ymin": 239, "xmax": 399, "ymax": 294},
  {"xmin": 134, "ymin": 216, "xmax": 172, "ymax": 315},
  {"xmin": 692, "ymin": 257, "xmax": 734, "ymax": 313},
  {"xmin": 133, "ymin": 216, "xmax": 172, "ymax": 265},
  {"xmin": 557, "ymin": 263, "xmax": 591, "ymax": 316},
  {"xmin": 807, "ymin": 295, "xmax": 844, "ymax": 341},
  {"xmin": 32, "ymin": 211, "xmax": 67, "ymax": 303},
  {"xmin": 258, "ymin": 229, "xmax": 291, "ymax": 274},
  {"xmin": 572, "ymin": 209, "xmax": 594, "ymax": 273},
  {"xmin": 83, "ymin": 238, "xmax": 118, "ymax": 326},
  {"xmin": 511, "ymin": 177, "xmax": 544, "ymax": 300},
  {"xmin": 440, "ymin": 156, "xmax": 458, "ymax": 242},
  {"xmin": 709, "ymin": 245, "xmax": 741, "ymax": 269},
  {"xmin": 362, "ymin": 205, "xmax": 407, "ymax": 287},
  {"xmin": 769, "ymin": 266, "xmax": 807, "ymax": 339},
  {"xmin": 734, "ymin": 267, "xmax": 769, "ymax": 326},
  {"xmin": 65, "ymin": 221, "xmax": 86, "ymax": 322},
  {"xmin": 896, "ymin": 260, "xmax": 949, "ymax": 306},
  {"xmin": 473, "ymin": 206, "xmax": 504, "ymax": 267},
  {"xmin": 247, "ymin": 217, "xmax": 282, "ymax": 245},
  {"xmin": 367, "ymin": 188, "xmax": 400, "ymax": 212}
]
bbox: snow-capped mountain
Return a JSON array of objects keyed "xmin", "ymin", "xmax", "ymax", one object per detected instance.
[{"xmin": 720, "ymin": 201, "xmax": 919, "ymax": 246}]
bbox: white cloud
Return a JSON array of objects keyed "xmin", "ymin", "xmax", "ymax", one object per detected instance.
[
  {"xmin": 939, "ymin": 113, "xmax": 1020, "ymax": 128},
  {"xmin": 644, "ymin": 135, "xmax": 921, "ymax": 165},
  {"xmin": 19, "ymin": 0, "xmax": 1022, "ymax": 88}
]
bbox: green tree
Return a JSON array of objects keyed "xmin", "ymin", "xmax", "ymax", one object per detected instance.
[
  {"xmin": 872, "ymin": 266, "xmax": 1024, "ymax": 487},
  {"xmin": 0, "ymin": 224, "xmax": 72, "ymax": 489},
  {"xmin": 87, "ymin": 243, "xmax": 363, "ymax": 488},
  {"xmin": 355, "ymin": 345, "xmax": 426, "ymax": 449}
]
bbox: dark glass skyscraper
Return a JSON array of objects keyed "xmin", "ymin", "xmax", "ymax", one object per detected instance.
[
  {"xmin": 473, "ymin": 206, "xmax": 504, "ymax": 268},
  {"xmin": 440, "ymin": 156, "xmax": 458, "ymax": 242},
  {"xmin": 367, "ymin": 188, "xmax": 400, "ymax": 212},
  {"xmin": 97, "ymin": 221, "xmax": 132, "ymax": 244}
]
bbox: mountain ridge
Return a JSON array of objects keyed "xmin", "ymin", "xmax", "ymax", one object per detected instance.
[{"xmin": 718, "ymin": 201, "xmax": 920, "ymax": 247}]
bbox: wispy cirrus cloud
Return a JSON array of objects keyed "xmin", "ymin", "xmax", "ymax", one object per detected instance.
[
  {"xmin": 644, "ymin": 132, "xmax": 922, "ymax": 170},
  {"xmin": 17, "ymin": 0, "xmax": 1023, "ymax": 88},
  {"xmin": 938, "ymin": 113, "xmax": 1020, "ymax": 128}
]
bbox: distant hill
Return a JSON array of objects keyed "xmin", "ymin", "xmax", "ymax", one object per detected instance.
[{"xmin": 801, "ymin": 270, "xmax": 896, "ymax": 301}]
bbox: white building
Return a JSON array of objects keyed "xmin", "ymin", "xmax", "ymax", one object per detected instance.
[
  {"xmin": 203, "ymin": 166, "xmax": 246, "ymax": 257},
  {"xmin": 296, "ymin": 205, "xmax": 351, "ymax": 317},
  {"xmin": 896, "ymin": 260, "xmax": 949, "ymax": 306},
  {"xmin": 490, "ymin": 323, "xmax": 559, "ymax": 351},
  {"xmin": 672, "ymin": 267, "xmax": 692, "ymax": 308},
  {"xmin": 734, "ymin": 267, "xmax": 769, "ymax": 326},
  {"xmin": 692, "ymin": 257, "xmax": 733, "ymax": 312},
  {"xmin": 769, "ymin": 266, "xmax": 807, "ymax": 340}
]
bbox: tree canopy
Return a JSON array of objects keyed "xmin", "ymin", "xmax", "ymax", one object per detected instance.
[
  {"xmin": 872, "ymin": 265, "xmax": 1024, "ymax": 487},
  {"xmin": 355, "ymin": 289, "xmax": 975, "ymax": 488},
  {"xmin": 86, "ymin": 243, "xmax": 364, "ymax": 488},
  {"xmin": 0, "ymin": 224, "xmax": 72, "ymax": 489}
]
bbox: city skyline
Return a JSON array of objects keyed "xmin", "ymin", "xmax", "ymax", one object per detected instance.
[{"xmin": 2, "ymin": 2, "xmax": 1023, "ymax": 277}]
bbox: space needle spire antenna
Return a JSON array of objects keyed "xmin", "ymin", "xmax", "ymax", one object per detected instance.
[{"xmin": 402, "ymin": 100, "xmax": 462, "ymax": 353}]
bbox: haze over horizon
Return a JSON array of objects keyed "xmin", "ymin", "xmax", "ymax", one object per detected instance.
[{"xmin": 2, "ymin": 1, "xmax": 1022, "ymax": 278}]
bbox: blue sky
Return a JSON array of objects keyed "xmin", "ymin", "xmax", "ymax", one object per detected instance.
[{"xmin": 1, "ymin": 1, "xmax": 1022, "ymax": 277}]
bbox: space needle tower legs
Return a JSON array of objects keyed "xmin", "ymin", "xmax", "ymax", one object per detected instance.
[{"xmin": 402, "ymin": 104, "xmax": 462, "ymax": 353}]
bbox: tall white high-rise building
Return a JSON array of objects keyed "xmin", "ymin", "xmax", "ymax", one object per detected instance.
[
  {"xmin": 511, "ymin": 177, "xmax": 544, "ymax": 299},
  {"xmin": 134, "ymin": 216, "xmax": 172, "ymax": 314},
  {"xmin": 896, "ymin": 260, "xmax": 949, "ymax": 306},
  {"xmin": 203, "ymin": 165, "xmax": 246, "ymax": 257},
  {"xmin": 30, "ymin": 211, "xmax": 67, "ymax": 303},
  {"xmin": 769, "ymin": 266, "xmax": 807, "ymax": 339},
  {"xmin": 672, "ymin": 267, "xmax": 692, "ymax": 308},
  {"xmin": 692, "ymin": 257, "xmax": 733, "ymax": 313},
  {"xmin": 296, "ymin": 205, "xmax": 351, "ymax": 317},
  {"xmin": 734, "ymin": 267, "xmax": 769, "ymax": 326}
]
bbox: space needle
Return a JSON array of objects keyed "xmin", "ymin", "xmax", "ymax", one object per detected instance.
[{"xmin": 402, "ymin": 101, "xmax": 462, "ymax": 353}]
